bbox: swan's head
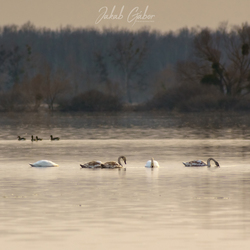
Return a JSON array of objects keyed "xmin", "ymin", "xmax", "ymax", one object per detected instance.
[
  {"xmin": 207, "ymin": 158, "xmax": 220, "ymax": 168},
  {"xmin": 119, "ymin": 156, "xmax": 127, "ymax": 164}
]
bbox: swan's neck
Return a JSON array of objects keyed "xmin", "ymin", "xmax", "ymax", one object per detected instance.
[
  {"xmin": 118, "ymin": 157, "xmax": 123, "ymax": 166},
  {"xmin": 118, "ymin": 156, "xmax": 126, "ymax": 167},
  {"xmin": 207, "ymin": 158, "xmax": 217, "ymax": 167},
  {"xmin": 151, "ymin": 158, "xmax": 154, "ymax": 168}
]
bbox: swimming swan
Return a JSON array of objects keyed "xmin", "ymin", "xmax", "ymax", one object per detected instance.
[
  {"xmin": 101, "ymin": 156, "xmax": 127, "ymax": 169},
  {"xmin": 80, "ymin": 161, "xmax": 103, "ymax": 169},
  {"xmin": 145, "ymin": 158, "xmax": 160, "ymax": 168},
  {"xmin": 50, "ymin": 135, "xmax": 60, "ymax": 140},
  {"xmin": 17, "ymin": 136, "xmax": 26, "ymax": 141},
  {"xmin": 30, "ymin": 160, "xmax": 59, "ymax": 167},
  {"xmin": 182, "ymin": 158, "xmax": 220, "ymax": 167}
]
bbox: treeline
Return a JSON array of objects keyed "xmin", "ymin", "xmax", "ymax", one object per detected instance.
[
  {"xmin": 0, "ymin": 22, "xmax": 250, "ymax": 112},
  {"xmin": 0, "ymin": 22, "xmax": 192, "ymax": 111},
  {"xmin": 147, "ymin": 22, "xmax": 250, "ymax": 112}
]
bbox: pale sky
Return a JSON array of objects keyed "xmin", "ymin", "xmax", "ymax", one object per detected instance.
[{"xmin": 0, "ymin": 0, "xmax": 249, "ymax": 32}]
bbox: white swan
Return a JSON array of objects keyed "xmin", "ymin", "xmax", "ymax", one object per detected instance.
[
  {"xmin": 183, "ymin": 158, "xmax": 220, "ymax": 167},
  {"xmin": 30, "ymin": 160, "xmax": 59, "ymax": 167},
  {"xmin": 101, "ymin": 156, "xmax": 126, "ymax": 169},
  {"xmin": 80, "ymin": 161, "xmax": 102, "ymax": 169},
  {"xmin": 145, "ymin": 158, "xmax": 160, "ymax": 168}
]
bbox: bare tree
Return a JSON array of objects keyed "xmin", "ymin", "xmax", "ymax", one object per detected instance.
[
  {"xmin": 94, "ymin": 51, "xmax": 109, "ymax": 84},
  {"xmin": 184, "ymin": 23, "xmax": 250, "ymax": 96},
  {"xmin": 42, "ymin": 66, "xmax": 71, "ymax": 111},
  {"xmin": 20, "ymin": 74, "xmax": 44, "ymax": 111},
  {"xmin": 0, "ymin": 45, "xmax": 11, "ymax": 73},
  {"xmin": 110, "ymin": 36, "xmax": 147, "ymax": 103}
]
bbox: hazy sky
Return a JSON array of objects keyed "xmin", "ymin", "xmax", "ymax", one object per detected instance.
[{"xmin": 0, "ymin": 0, "xmax": 249, "ymax": 32}]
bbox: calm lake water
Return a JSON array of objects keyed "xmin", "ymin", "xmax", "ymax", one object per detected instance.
[{"xmin": 1, "ymin": 111, "xmax": 250, "ymax": 250}]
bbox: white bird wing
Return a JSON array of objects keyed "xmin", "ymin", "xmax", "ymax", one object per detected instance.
[
  {"xmin": 153, "ymin": 160, "xmax": 160, "ymax": 167},
  {"xmin": 30, "ymin": 160, "xmax": 59, "ymax": 167},
  {"xmin": 145, "ymin": 160, "xmax": 152, "ymax": 168},
  {"xmin": 145, "ymin": 160, "xmax": 160, "ymax": 168}
]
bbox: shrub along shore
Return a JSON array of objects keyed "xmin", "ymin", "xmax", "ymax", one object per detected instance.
[{"xmin": 1, "ymin": 88, "xmax": 249, "ymax": 113}]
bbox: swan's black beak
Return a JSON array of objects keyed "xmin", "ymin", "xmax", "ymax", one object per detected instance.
[{"xmin": 215, "ymin": 162, "xmax": 220, "ymax": 167}]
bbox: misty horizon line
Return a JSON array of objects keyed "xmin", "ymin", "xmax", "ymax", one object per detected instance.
[{"xmin": 0, "ymin": 20, "xmax": 249, "ymax": 34}]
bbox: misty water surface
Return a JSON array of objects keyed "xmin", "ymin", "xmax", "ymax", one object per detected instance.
[{"xmin": 1, "ymin": 111, "xmax": 250, "ymax": 250}]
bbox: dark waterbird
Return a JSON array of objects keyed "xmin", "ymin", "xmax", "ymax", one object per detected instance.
[
  {"xmin": 17, "ymin": 136, "xmax": 26, "ymax": 141},
  {"xmin": 31, "ymin": 135, "xmax": 37, "ymax": 142},
  {"xmin": 50, "ymin": 135, "xmax": 60, "ymax": 141}
]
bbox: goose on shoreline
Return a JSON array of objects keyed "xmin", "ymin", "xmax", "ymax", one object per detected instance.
[
  {"xmin": 183, "ymin": 158, "xmax": 220, "ymax": 167},
  {"xmin": 30, "ymin": 160, "xmax": 59, "ymax": 167},
  {"xmin": 101, "ymin": 156, "xmax": 126, "ymax": 169},
  {"xmin": 36, "ymin": 136, "xmax": 42, "ymax": 141}
]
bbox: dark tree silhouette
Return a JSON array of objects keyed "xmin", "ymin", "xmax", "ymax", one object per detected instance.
[
  {"xmin": 110, "ymin": 37, "xmax": 147, "ymax": 103},
  {"xmin": 191, "ymin": 24, "xmax": 250, "ymax": 96}
]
